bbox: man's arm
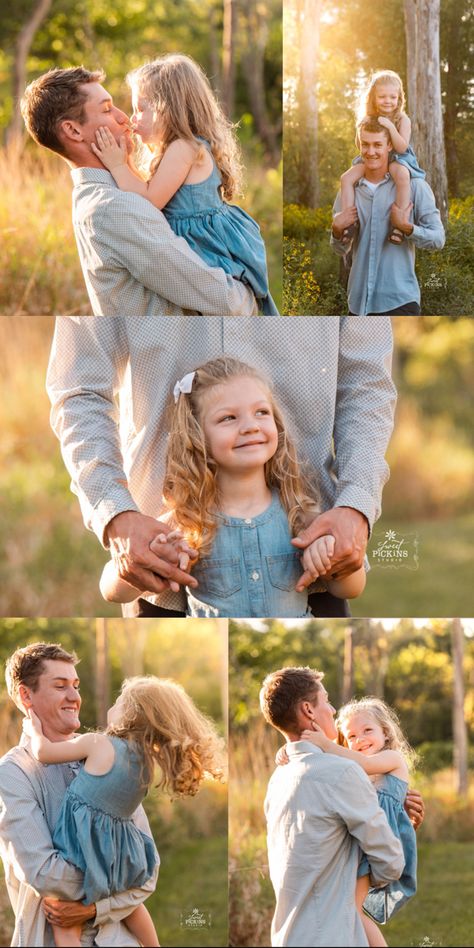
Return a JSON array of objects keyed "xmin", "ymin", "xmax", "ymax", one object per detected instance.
[
  {"xmin": 330, "ymin": 192, "xmax": 356, "ymax": 255},
  {"xmin": 392, "ymin": 181, "xmax": 445, "ymax": 250},
  {"xmin": 47, "ymin": 317, "xmax": 198, "ymax": 595},
  {"xmin": 333, "ymin": 763, "xmax": 404, "ymax": 886},
  {"xmin": 0, "ymin": 760, "xmax": 84, "ymax": 900},
  {"xmin": 101, "ymin": 191, "xmax": 257, "ymax": 316}
]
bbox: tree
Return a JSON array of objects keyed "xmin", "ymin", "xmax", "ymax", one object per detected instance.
[
  {"xmin": 295, "ymin": 0, "xmax": 321, "ymax": 206},
  {"xmin": 222, "ymin": 0, "xmax": 237, "ymax": 117},
  {"xmin": 404, "ymin": 0, "xmax": 448, "ymax": 221},
  {"xmin": 451, "ymin": 618, "xmax": 469, "ymax": 795},
  {"xmin": 4, "ymin": 0, "xmax": 53, "ymax": 149},
  {"xmin": 240, "ymin": 0, "xmax": 280, "ymax": 163}
]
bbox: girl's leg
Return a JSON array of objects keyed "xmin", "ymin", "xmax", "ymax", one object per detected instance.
[
  {"xmin": 389, "ymin": 161, "xmax": 411, "ymax": 210},
  {"xmin": 341, "ymin": 164, "xmax": 365, "ymax": 210},
  {"xmin": 51, "ymin": 923, "xmax": 82, "ymax": 947},
  {"xmin": 388, "ymin": 162, "xmax": 411, "ymax": 243},
  {"xmin": 124, "ymin": 903, "xmax": 160, "ymax": 947},
  {"xmin": 356, "ymin": 876, "xmax": 387, "ymax": 948}
]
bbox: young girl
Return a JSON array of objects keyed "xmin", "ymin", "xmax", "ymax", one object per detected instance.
[
  {"xmin": 100, "ymin": 357, "xmax": 366, "ymax": 617},
  {"xmin": 23, "ymin": 676, "xmax": 223, "ymax": 948},
  {"xmin": 90, "ymin": 53, "xmax": 278, "ymax": 314},
  {"xmin": 299, "ymin": 697, "xmax": 417, "ymax": 947},
  {"xmin": 340, "ymin": 69, "xmax": 425, "ymax": 245}
]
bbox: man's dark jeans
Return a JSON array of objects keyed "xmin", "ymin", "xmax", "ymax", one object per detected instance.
[{"xmin": 350, "ymin": 301, "xmax": 420, "ymax": 315}]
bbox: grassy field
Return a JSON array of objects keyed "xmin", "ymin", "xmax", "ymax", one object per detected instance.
[
  {"xmin": 353, "ymin": 513, "xmax": 474, "ymax": 617},
  {"xmin": 229, "ymin": 760, "xmax": 474, "ymax": 947}
]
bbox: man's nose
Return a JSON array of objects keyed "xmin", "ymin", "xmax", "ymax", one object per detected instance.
[{"xmin": 114, "ymin": 107, "xmax": 129, "ymax": 124}]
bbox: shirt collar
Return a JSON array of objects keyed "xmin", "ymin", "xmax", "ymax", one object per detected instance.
[
  {"xmin": 71, "ymin": 167, "xmax": 118, "ymax": 187},
  {"xmin": 286, "ymin": 740, "xmax": 324, "ymax": 757}
]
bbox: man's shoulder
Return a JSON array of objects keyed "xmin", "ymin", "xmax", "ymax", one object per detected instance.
[
  {"xmin": 75, "ymin": 178, "xmax": 166, "ymax": 224},
  {"xmin": 0, "ymin": 745, "xmax": 30, "ymax": 784}
]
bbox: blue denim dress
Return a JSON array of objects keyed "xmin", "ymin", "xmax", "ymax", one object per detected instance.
[
  {"xmin": 53, "ymin": 736, "xmax": 157, "ymax": 904},
  {"xmin": 358, "ymin": 773, "xmax": 417, "ymax": 923},
  {"xmin": 186, "ymin": 493, "xmax": 316, "ymax": 618},
  {"xmin": 162, "ymin": 139, "xmax": 279, "ymax": 315}
]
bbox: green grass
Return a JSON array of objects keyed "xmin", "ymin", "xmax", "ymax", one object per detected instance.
[
  {"xmin": 352, "ymin": 514, "xmax": 474, "ymax": 617},
  {"xmin": 384, "ymin": 842, "xmax": 474, "ymax": 947}
]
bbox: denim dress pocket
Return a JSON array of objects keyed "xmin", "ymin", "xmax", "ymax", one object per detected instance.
[
  {"xmin": 265, "ymin": 552, "xmax": 302, "ymax": 591},
  {"xmin": 192, "ymin": 557, "xmax": 242, "ymax": 598}
]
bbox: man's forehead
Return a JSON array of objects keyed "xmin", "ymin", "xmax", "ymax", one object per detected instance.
[
  {"xmin": 82, "ymin": 82, "xmax": 112, "ymax": 105},
  {"xmin": 361, "ymin": 132, "xmax": 389, "ymax": 146},
  {"xmin": 41, "ymin": 659, "xmax": 79, "ymax": 681}
]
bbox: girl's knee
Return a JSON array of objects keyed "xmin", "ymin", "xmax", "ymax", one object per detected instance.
[{"xmin": 390, "ymin": 162, "xmax": 410, "ymax": 181}]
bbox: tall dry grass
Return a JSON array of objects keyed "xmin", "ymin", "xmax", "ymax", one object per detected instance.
[{"xmin": 0, "ymin": 145, "xmax": 282, "ymax": 316}]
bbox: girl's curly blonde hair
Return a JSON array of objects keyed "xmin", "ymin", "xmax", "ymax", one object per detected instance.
[
  {"xmin": 358, "ymin": 69, "xmax": 406, "ymax": 131},
  {"xmin": 336, "ymin": 696, "xmax": 418, "ymax": 771},
  {"xmin": 127, "ymin": 54, "xmax": 242, "ymax": 200},
  {"xmin": 107, "ymin": 676, "xmax": 224, "ymax": 797},
  {"xmin": 162, "ymin": 356, "xmax": 320, "ymax": 558}
]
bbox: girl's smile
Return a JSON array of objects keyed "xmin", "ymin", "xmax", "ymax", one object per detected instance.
[{"xmin": 201, "ymin": 376, "xmax": 279, "ymax": 474}]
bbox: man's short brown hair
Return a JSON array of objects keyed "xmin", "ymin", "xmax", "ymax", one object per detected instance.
[
  {"xmin": 260, "ymin": 666, "xmax": 324, "ymax": 733},
  {"xmin": 5, "ymin": 642, "xmax": 79, "ymax": 708},
  {"xmin": 356, "ymin": 116, "xmax": 391, "ymax": 150},
  {"xmin": 21, "ymin": 66, "xmax": 105, "ymax": 157}
]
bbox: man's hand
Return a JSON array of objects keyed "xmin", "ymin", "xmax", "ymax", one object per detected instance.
[
  {"xmin": 332, "ymin": 207, "xmax": 358, "ymax": 240},
  {"xmin": 292, "ymin": 507, "xmax": 368, "ymax": 581},
  {"xmin": 42, "ymin": 897, "xmax": 96, "ymax": 928},
  {"xmin": 404, "ymin": 788, "xmax": 425, "ymax": 830},
  {"xmin": 390, "ymin": 201, "xmax": 414, "ymax": 236},
  {"xmin": 105, "ymin": 510, "xmax": 198, "ymax": 595}
]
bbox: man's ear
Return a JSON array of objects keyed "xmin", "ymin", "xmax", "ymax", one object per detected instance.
[
  {"xmin": 60, "ymin": 119, "xmax": 85, "ymax": 144},
  {"xmin": 301, "ymin": 700, "xmax": 316, "ymax": 723},
  {"xmin": 18, "ymin": 683, "xmax": 33, "ymax": 712}
]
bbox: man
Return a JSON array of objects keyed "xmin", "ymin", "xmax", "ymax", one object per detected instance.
[
  {"xmin": 331, "ymin": 117, "xmax": 445, "ymax": 316},
  {"xmin": 260, "ymin": 667, "xmax": 423, "ymax": 947},
  {"xmin": 0, "ymin": 643, "xmax": 158, "ymax": 947},
  {"xmin": 20, "ymin": 67, "xmax": 257, "ymax": 318},
  {"xmin": 46, "ymin": 315, "xmax": 397, "ymax": 617}
]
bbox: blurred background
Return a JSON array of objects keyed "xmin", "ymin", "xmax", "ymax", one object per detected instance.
[
  {"xmin": 0, "ymin": 315, "xmax": 472, "ymax": 618},
  {"xmin": 229, "ymin": 617, "xmax": 474, "ymax": 948},
  {"xmin": 0, "ymin": 0, "xmax": 282, "ymax": 315},
  {"xmin": 283, "ymin": 0, "xmax": 474, "ymax": 315},
  {"xmin": 0, "ymin": 617, "xmax": 228, "ymax": 947}
]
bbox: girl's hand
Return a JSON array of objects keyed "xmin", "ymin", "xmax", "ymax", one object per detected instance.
[
  {"xmin": 301, "ymin": 726, "xmax": 331, "ymax": 750},
  {"xmin": 296, "ymin": 535, "xmax": 335, "ymax": 592},
  {"xmin": 22, "ymin": 709, "xmax": 43, "ymax": 738},
  {"xmin": 149, "ymin": 530, "xmax": 199, "ymax": 593},
  {"xmin": 275, "ymin": 745, "xmax": 290, "ymax": 766},
  {"xmin": 91, "ymin": 126, "xmax": 128, "ymax": 170},
  {"xmin": 377, "ymin": 115, "xmax": 395, "ymax": 130}
]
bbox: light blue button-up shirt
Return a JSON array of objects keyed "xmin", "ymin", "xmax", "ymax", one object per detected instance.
[{"xmin": 331, "ymin": 176, "xmax": 445, "ymax": 315}]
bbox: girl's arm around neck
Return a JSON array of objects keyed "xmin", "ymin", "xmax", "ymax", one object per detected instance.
[
  {"xmin": 144, "ymin": 138, "xmax": 197, "ymax": 209},
  {"xmin": 318, "ymin": 740, "xmax": 408, "ymax": 778},
  {"xmin": 30, "ymin": 731, "xmax": 109, "ymax": 766}
]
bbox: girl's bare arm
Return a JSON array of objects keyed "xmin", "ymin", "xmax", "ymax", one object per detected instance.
[
  {"xmin": 378, "ymin": 114, "xmax": 411, "ymax": 153},
  {"xmin": 302, "ymin": 729, "xmax": 407, "ymax": 777}
]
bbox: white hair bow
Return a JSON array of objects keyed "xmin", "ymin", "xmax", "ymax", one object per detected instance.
[{"xmin": 173, "ymin": 371, "xmax": 196, "ymax": 403}]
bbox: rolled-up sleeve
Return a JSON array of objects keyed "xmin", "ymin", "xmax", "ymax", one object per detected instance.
[
  {"xmin": 46, "ymin": 316, "xmax": 138, "ymax": 546},
  {"xmin": 333, "ymin": 316, "xmax": 397, "ymax": 530},
  {"xmin": 408, "ymin": 181, "xmax": 445, "ymax": 249}
]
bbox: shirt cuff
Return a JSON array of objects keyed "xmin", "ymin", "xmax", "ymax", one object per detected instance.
[
  {"xmin": 94, "ymin": 897, "xmax": 111, "ymax": 926},
  {"xmin": 91, "ymin": 494, "xmax": 140, "ymax": 548},
  {"xmin": 334, "ymin": 485, "xmax": 381, "ymax": 536}
]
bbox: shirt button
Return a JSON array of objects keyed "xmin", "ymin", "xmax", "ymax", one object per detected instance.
[
  {"xmin": 244, "ymin": 518, "xmax": 252, "ymax": 524},
  {"xmin": 251, "ymin": 571, "xmax": 260, "ymax": 581}
]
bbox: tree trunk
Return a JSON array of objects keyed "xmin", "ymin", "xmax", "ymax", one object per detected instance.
[
  {"xmin": 403, "ymin": 0, "xmax": 448, "ymax": 222},
  {"xmin": 5, "ymin": 0, "xmax": 53, "ymax": 150},
  {"xmin": 240, "ymin": 0, "xmax": 280, "ymax": 163},
  {"xmin": 443, "ymin": 1, "xmax": 462, "ymax": 196},
  {"xmin": 342, "ymin": 624, "xmax": 354, "ymax": 704},
  {"xmin": 208, "ymin": 1, "xmax": 222, "ymax": 99},
  {"xmin": 217, "ymin": 619, "xmax": 229, "ymax": 739},
  {"xmin": 95, "ymin": 619, "xmax": 110, "ymax": 730},
  {"xmin": 451, "ymin": 617, "xmax": 468, "ymax": 796},
  {"xmin": 296, "ymin": 0, "xmax": 321, "ymax": 207},
  {"xmin": 222, "ymin": 0, "xmax": 237, "ymax": 118}
]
